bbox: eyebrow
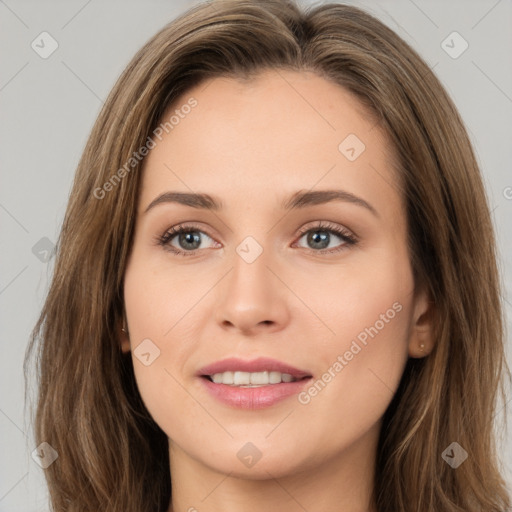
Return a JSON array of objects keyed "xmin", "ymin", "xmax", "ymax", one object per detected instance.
[{"xmin": 143, "ymin": 189, "xmax": 378, "ymax": 217}]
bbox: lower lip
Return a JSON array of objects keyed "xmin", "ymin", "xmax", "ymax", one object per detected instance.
[{"xmin": 199, "ymin": 376, "xmax": 312, "ymax": 409}]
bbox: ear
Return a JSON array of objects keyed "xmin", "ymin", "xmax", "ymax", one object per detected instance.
[
  {"xmin": 408, "ymin": 284, "xmax": 435, "ymax": 359},
  {"xmin": 119, "ymin": 315, "xmax": 131, "ymax": 354}
]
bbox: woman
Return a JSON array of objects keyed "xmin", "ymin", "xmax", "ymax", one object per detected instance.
[{"xmin": 24, "ymin": 0, "xmax": 511, "ymax": 511}]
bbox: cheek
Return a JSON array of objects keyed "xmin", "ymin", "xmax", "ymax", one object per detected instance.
[
  {"xmin": 123, "ymin": 245, "xmax": 209, "ymax": 342},
  {"xmin": 292, "ymin": 247, "xmax": 412, "ymax": 357},
  {"xmin": 294, "ymin": 260, "xmax": 413, "ymax": 432},
  {"xmin": 122, "ymin": 251, "xmax": 211, "ymax": 431}
]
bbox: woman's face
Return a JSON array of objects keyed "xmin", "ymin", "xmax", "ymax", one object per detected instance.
[{"xmin": 122, "ymin": 69, "xmax": 432, "ymax": 479}]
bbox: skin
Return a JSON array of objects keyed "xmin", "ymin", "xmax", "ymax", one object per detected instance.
[{"xmin": 120, "ymin": 69, "xmax": 434, "ymax": 512}]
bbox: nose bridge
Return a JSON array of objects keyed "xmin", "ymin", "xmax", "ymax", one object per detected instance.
[
  {"xmin": 229, "ymin": 235, "xmax": 274, "ymax": 307},
  {"xmin": 227, "ymin": 208, "xmax": 274, "ymax": 288}
]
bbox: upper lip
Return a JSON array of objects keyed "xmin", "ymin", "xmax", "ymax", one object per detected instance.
[{"xmin": 197, "ymin": 357, "xmax": 312, "ymax": 379}]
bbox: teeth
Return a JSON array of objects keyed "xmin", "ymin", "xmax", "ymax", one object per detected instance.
[
  {"xmin": 234, "ymin": 371, "xmax": 250, "ymax": 385},
  {"xmin": 269, "ymin": 371, "xmax": 281, "ymax": 384},
  {"xmin": 212, "ymin": 371, "xmax": 233, "ymax": 384},
  {"xmin": 209, "ymin": 371, "xmax": 297, "ymax": 386}
]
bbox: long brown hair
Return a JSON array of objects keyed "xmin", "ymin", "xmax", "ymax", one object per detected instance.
[{"xmin": 24, "ymin": 1, "xmax": 511, "ymax": 510}]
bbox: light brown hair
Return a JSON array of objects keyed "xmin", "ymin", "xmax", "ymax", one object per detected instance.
[{"xmin": 24, "ymin": 1, "xmax": 511, "ymax": 510}]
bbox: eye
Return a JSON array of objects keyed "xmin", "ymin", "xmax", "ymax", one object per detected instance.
[
  {"xmin": 293, "ymin": 221, "xmax": 358, "ymax": 254},
  {"xmin": 155, "ymin": 223, "xmax": 218, "ymax": 256}
]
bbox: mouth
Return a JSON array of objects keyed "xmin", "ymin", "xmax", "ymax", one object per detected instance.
[{"xmin": 197, "ymin": 357, "xmax": 313, "ymax": 409}]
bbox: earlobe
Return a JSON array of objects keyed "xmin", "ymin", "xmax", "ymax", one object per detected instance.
[
  {"xmin": 408, "ymin": 287, "xmax": 435, "ymax": 359},
  {"xmin": 119, "ymin": 316, "xmax": 131, "ymax": 354}
]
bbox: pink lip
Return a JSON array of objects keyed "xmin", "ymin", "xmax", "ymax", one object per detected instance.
[{"xmin": 197, "ymin": 357, "xmax": 312, "ymax": 410}]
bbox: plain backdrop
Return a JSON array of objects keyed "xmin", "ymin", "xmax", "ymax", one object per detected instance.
[{"xmin": 1, "ymin": 0, "xmax": 511, "ymax": 510}]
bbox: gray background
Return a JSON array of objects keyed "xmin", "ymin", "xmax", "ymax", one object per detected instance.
[{"xmin": 1, "ymin": 0, "xmax": 511, "ymax": 509}]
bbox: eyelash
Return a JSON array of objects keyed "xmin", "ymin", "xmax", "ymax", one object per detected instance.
[{"xmin": 154, "ymin": 221, "xmax": 358, "ymax": 257}]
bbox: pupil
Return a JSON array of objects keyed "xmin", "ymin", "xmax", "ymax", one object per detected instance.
[
  {"xmin": 309, "ymin": 231, "xmax": 329, "ymax": 249},
  {"xmin": 180, "ymin": 231, "xmax": 201, "ymax": 250}
]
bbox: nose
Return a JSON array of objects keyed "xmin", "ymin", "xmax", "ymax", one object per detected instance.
[{"xmin": 214, "ymin": 246, "xmax": 290, "ymax": 336}]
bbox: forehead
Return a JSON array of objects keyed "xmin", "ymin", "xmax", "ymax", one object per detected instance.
[{"xmin": 138, "ymin": 69, "xmax": 401, "ymax": 218}]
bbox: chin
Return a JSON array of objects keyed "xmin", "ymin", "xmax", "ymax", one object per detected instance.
[{"xmin": 206, "ymin": 456, "xmax": 301, "ymax": 480}]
